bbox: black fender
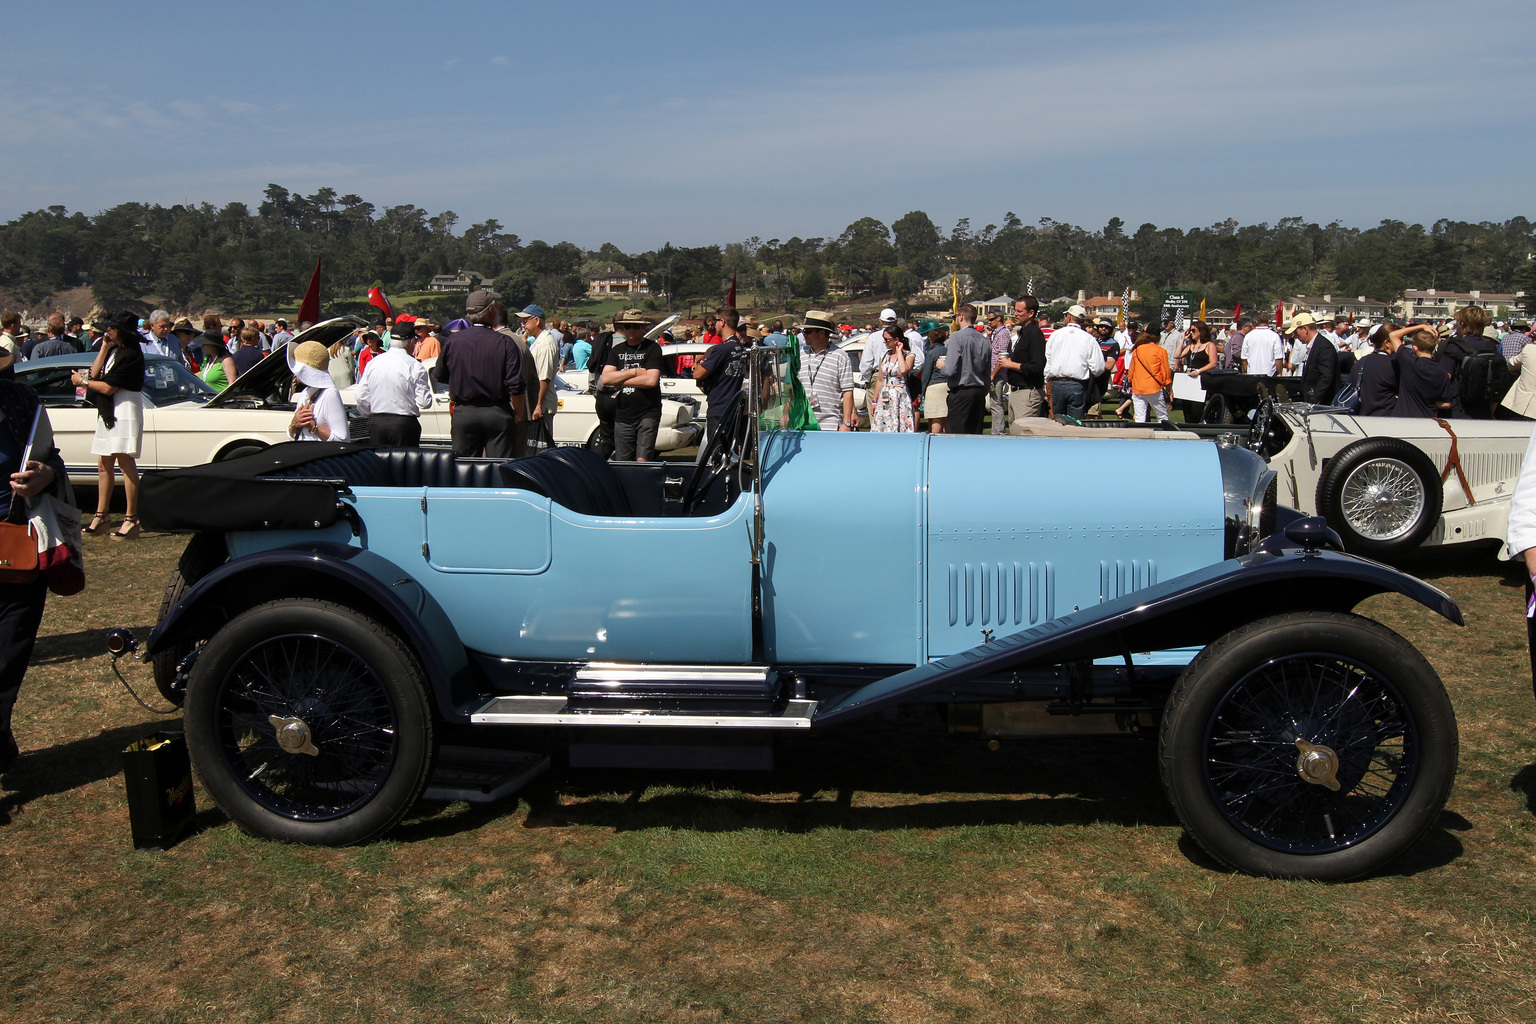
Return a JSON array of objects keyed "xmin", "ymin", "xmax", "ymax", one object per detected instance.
[
  {"xmin": 812, "ymin": 518, "xmax": 1461, "ymax": 727},
  {"xmin": 146, "ymin": 543, "xmax": 478, "ymax": 722}
]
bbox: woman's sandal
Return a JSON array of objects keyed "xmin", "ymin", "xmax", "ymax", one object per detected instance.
[
  {"xmin": 112, "ymin": 515, "xmax": 141, "ymax": 541},
  {"xmin": 84, "ymin": 512, "xmax": 111, "ymax": 535}
]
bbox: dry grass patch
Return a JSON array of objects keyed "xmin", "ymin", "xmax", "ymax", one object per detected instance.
[{"xmin": 3, "ymin": 535, "xmax": 1536, "ymax": 1022}]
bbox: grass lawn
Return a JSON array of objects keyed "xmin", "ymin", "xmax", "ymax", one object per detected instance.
[{"xmin": 3, "ymin": 529, "xmax": 1535, "ymax": 1023}]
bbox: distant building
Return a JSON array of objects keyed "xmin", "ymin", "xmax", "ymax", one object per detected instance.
[
  {"xmin": 428, "ymin": 270, "xmax": 490, "ymax": 293},
  {"xmin": 1394, "ymin": 288, "xmax": 1527, "ymax": 321},
  {"xmin": 585, "ymin": 271, "xmax": 649, "ymax": 297},
  {"xmin": 1289, "ymin": 294, "xmax": 1391, "ymax": 321},
  {"xmin": 974, "ymin": 295, "xmax": 1014, "ymax": 318},
  {"xmin": 918, "ymin": 273, "xmax": 974, "ymax": 302},
  {"xmin": 1084, "ymin": 292, "xmax": 1139, "ymax": 322}
]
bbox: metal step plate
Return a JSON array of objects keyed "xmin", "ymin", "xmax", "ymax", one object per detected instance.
[
  {"xmin": 573, "ymin": 663, "xmax": 771, "ymax": 683},
  {"xmin": 470, "ymin": 695, "xmax": 816, "ymax": 729},
  {"xmin": 422, "ymin": 746, "xmax": 549, "ymax": 803}
]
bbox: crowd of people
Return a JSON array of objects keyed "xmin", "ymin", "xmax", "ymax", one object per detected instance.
[{"xmin": 761, "ymin": 299, "xmax": 1535, "ymax": 434}]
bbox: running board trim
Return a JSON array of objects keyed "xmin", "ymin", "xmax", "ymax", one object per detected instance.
[
  {"xmin": 471, "ymin": 695, "xmax": 816, "ymax": 729},
  {"xmin": 574, "ymin": 662, "xmax": 770, "ymax": 684}
]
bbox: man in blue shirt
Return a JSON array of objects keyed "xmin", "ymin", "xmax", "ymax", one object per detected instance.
[{"xmin": 694, "ymin": 308, "xmax": 745, "ymax": 441}]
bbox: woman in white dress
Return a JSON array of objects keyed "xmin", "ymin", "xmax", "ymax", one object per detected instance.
[
  {"xmin": 287, "ymin": 340, "xmax": 350, "ymax": 442},
  {"xmin": 71, "ymin": 310, "xmax": 145, "ymax": 539}
]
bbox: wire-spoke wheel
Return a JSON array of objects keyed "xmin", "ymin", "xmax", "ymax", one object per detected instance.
[
  {"xmin": 1160, "ymin": 612, "xmax": 1457, "ymax": 880},
  {"xmin": 185, "ymin": 599, "xmax": 433, "ymax": 845},
  {"xmin": 1338, "ymin": 458, "xmax": 1425, "ymax": 542},
  {"xmin": 1316, "ymin": 438, "xmax": 1441, "ymax": 557}
]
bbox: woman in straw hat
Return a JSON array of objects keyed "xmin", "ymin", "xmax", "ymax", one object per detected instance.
[{"xmin": 286, "ymin": 340, "xmax": 349, "ymax": 442}]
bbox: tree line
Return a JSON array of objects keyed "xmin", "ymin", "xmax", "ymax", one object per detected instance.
[{"xmin": 1, "ymin": 183, "xmax": 1532, "ymax": 317}]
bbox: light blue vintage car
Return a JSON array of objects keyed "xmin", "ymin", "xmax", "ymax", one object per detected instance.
[{"xmin": 124, "ymin": 343, "xmax": 1462, "ymax": 880}]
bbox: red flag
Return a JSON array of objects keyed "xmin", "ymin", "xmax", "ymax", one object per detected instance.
[
  {"xmin": 297, "ymin": 254, "xmax": 323, "ymax": 327},
  {"xmin": 1275, "ymin": 301, "xmax": 1283, "ymax": 328},
  {"xmin": 1232, "ymin": 301, "xmax": 1241, "ymax": 323},
  {"xmin": 725, "ymin": 270, "xmax": 737, "ymax": 309},
  {"xmin": 368, "ymin": 286, "xmax": 393, "ymax": 320}
]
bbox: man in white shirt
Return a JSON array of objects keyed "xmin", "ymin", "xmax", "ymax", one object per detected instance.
[
  {"xmin": 1241, "ymin": 323, "xmax": 1285, "ymax": 376},
  {"xmin": 529, "ymin": 319, "xmax": 560, "ymax": 449},
  {"xmin": 270, "ymin": 318, "xmax": 294, "ymax": 352},
  {"xmin": 356, "ymin": 332, "xmax": 434, "ymax": 446},
  {"xmin": 858, "ymin": 307, "xmax": 923, "ymax": 382},
  {"xmin": 1043, "ymin": 304, "xmax": 1105, "ymax": 420}
]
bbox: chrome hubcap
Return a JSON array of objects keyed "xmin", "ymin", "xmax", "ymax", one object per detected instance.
[
  {"xmin": 1294, "ymin": 738, "xmax": 1341, "ymax": 791},
  {"xmin": 1340, "ymin": 458, "xmax": 1425, "ymax": 541},
  {"xmin": 270, "ymin": 715, "xmax": 320, "ymax": 757}
]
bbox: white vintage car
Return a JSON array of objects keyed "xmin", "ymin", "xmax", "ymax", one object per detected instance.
[
  {"xmin": 1250, "ymin": 401, "xmax": 1534, "ymax": 557},
  {"xmin": 18, "ymin": 351, "xmax": 327, "ymax": 485}
]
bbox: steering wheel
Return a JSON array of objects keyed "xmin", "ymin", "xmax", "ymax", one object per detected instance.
[
  {"xmin": 683, "ymin": 392, "xmax": 750, "ymax": 514},
  {"xmin": 1248, "ymin": 396, "xmax": 1274, "ymax": 455}
]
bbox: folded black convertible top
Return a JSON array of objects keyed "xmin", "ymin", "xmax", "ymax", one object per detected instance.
[{"xmin": 140, "ymin": 442, "xmax": 367, "ymax": 533}]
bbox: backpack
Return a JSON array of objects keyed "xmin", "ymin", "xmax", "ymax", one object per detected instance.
[{"xmin": 1449, "ymin": 337, "xmax": 1513, "ymax": 407}]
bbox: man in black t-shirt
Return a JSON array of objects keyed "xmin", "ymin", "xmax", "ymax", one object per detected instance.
[
  {"xmin": 694, "ymin": 308, "xmax": 746, "ymax": 440},
  {"xmin": 601, "ymin": 309, "xmax": 664, "ymax": 461}
]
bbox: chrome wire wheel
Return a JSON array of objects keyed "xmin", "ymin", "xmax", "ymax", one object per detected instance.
[
  {"xmin": 1203, "ymin": 652, "xmax": 1416, "ymax": 855},
  {"xmin": 213, "ymin": 632, "xmax": 399, "ymax": 822},
  {"xmin": 1339, "ymin": 457, "xmax": 1426, "ymax": 542}
]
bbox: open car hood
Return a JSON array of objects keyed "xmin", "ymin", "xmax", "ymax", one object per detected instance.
[{"xmin": 208, "ymin": 315, "xmax": 369, "ymax": 408}]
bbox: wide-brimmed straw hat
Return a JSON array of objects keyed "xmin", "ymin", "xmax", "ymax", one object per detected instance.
[
  {"xmin": 287, "ymin": 339, "xmax": 333, "ymax": 389},
  {"xmin": 613, "ymin": 308, "xmax": 653, "ymax": 328},
  {"xmin": 801, "ymin": 310, "xmax": 838, "ymax": 333}
]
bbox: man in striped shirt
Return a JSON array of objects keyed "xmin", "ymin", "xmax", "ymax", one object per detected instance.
[{"xmin": 796, "ymin": 310, "xmax": 856, "ymax": 430}]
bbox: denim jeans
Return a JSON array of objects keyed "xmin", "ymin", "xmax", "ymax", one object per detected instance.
[{"xmin": 1050, "ymin": 378, "xmax": 1088, "ymax": 421}]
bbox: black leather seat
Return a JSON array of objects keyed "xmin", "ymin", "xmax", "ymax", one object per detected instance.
[
  {"xmin": 371, "ymin": 449, "xmax": 501, "ymax": 488},
  {"xmin": 497, "ymin": 447, "xmax": 631, "ymax": 517},
  {"xmin": 265, "ymin": 450, "xmax": 394, "ymax": 487}
]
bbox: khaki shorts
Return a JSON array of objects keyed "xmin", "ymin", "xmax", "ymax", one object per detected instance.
[{"xmin": 923, "ymin": 382, "xmax": 949, "ymax": 419}]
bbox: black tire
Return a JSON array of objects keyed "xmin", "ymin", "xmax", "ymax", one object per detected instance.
[
  {"xmin": 1202, "ymin": 394, "xmax": 1232, "ymax": 424},
  {"xmin": 151, "ymin": 570, "xmax": 192, "ymax": 706},
  {"xmin": 184, "ymin": 599, "xmax": 434, "ymax": 845},
  {"xmin": 1315, "ymin": 437, "xmax": 1442, "ymax": 557},
  {"xmin": 152, "ymin": 534, "xmax": 229, "ymax": 707},
  {"xmin": 217, "ymin": 442, "xmax": 268, "ymax": 462},
  {"xmin": 1159, "ymin": 611, "xmax": 1457, "ymax": 881}
]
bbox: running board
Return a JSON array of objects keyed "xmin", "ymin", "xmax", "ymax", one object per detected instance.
[{"xmin": 471, "ymin": 695, "xmax": 816, "ymax": 729}]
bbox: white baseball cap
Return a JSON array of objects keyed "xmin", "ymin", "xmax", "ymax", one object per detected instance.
[{"xmin": 879, "ymin": 308, "xmax": 898, "ymax": 323}]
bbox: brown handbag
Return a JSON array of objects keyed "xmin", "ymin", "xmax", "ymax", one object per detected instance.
[{"xmin": 0, "ymin": 519, "xmax": 38, "ymax": 583}]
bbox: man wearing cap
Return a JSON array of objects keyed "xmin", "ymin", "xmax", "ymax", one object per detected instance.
[
  {"xmin": 941, "ymin": 304, "xmax": 993, "ymax": 434},
  {"xmin": 522, "ymin": 309, "xmax": 560, "ymax": 450},
  {"xmin": 357, "ymin": 328, "xmax": 433, "ymax": 447},
  {"xmin": 602, "ymin": 310, "xmax": 664, "ymax": 460},
  {"xmin": 503, "ymin": 305, "xmax": 547, "ymax": 457},
  {"xmin": 796, "ymin": 311, "xmax": 856, "ymax": 431},
  {"xmin": 1042, "ymin": 304, "xmax": 1105, "ymax": 421},
  {"xmin": 1241, "ymin": 319, "xmax": 1284, "ymax": 377},
  {"xmin": 996, "ymin": 296, "xmax": 1047, "ymax": 420},
  {"xmin": 695, "ymin": 308, "xmax": 746, "ymax": 441},
  {"xmin": 1293, "ymin": 313, "xmax": 1339, "ymax": 404},
  {"xmin": 432, "ymin": 288, "xmax": 525, "ymax": 458}
]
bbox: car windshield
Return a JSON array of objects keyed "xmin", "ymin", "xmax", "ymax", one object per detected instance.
[
  {"xmin": 143, "ymin": 359, "xmax": 217, "ymax": 405},
  {"xmin": 20, "ymin": 357, "xmax": 215, "ymax": 409}
]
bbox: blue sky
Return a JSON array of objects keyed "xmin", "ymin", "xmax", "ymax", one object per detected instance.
[{"xmin": 2, "ymin": 0, "xmax": 1531, "ymax": 249}]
